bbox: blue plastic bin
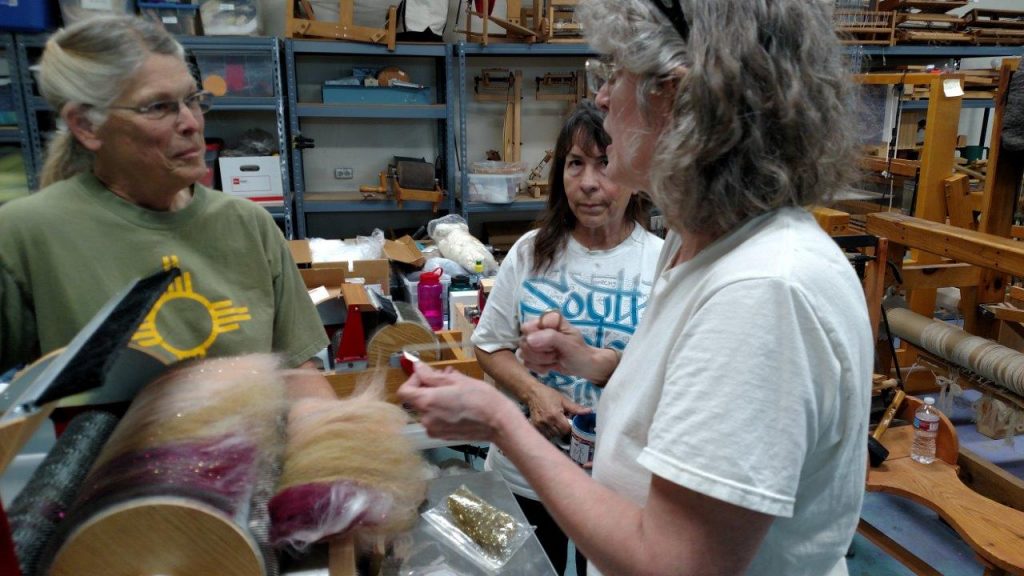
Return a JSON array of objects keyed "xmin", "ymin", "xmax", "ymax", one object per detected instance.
[
  {"xmin": 322, "ymin": 85, "xmax": 432, "ymax": 105},
  {"xmin": 0, "ymin": 0, "xmax": 58, "ymax": 32}
]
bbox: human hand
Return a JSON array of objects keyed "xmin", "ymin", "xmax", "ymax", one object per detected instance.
[
  {"xmin": 397, "ymin": 362, "xmax": 520, "ymax": 443},
  {"xmin": 520, "ymin": 311, "xmax": 618, "ymax": 384},
  {"xmin": 527, "ymin": 385, "xmax": 590, "ymax": 440}
]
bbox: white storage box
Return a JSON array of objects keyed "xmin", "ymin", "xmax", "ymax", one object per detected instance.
[
  {"xmin": 467, "ymin": 172, "xmax": 524, "ymax": 204},
  {"xmin": 219, "ymin": 156, "xmax": 283, "ymax": 203},
  {"xmin": 59, "ymin": 0, "xmax": 134, "ymax": 26}
]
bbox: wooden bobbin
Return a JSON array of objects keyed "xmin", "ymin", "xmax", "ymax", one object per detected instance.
[
  {"xmin": 366, "ymin": 301, "xmax": 439, "ymax": 367},
  {"xmin": 48, "ymin": 496, "xmax": 264, "ymax": 576}
]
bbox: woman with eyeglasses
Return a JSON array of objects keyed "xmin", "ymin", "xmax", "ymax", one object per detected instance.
[
  {"xmin": 400, "ymin": 1, "xmax": 871, "ymax": 574},
  {"xmin": 471, "ymin": 100, "xmax": 662, "ymax": 575},
  {"xmin": 0, "ymin": 16, "xmax": 333, "ymax": 403}
]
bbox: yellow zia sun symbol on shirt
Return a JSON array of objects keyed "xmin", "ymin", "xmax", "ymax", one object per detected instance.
[{"xmin": 131, "ymin": 256, "xmax": 252, "ymax": 360}]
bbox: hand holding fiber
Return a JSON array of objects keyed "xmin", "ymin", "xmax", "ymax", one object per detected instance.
[{"xmin": 269, "ymin": 383, "xmax": 428, "ymax": 551}]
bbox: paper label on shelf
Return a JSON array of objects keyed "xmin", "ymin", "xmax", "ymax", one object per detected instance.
[
  {"xmin": 162, "ymin": 16, "xmax": 179, "ymax": 24},
  {"xmin": 220, "ymin": 2, "xmax": 236, "ymax": 11},
  {"xmin": 943, "ymin": 78, "xmax": 964, "ymax": 98},
  {"xmin": 82, "ymin": 0, "xmax": 114, "ymax": 10}
]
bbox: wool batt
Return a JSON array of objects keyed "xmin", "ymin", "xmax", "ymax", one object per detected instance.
[{"xmin": 269, "ymin": 381, "xmax": 428, "ymax": 550}]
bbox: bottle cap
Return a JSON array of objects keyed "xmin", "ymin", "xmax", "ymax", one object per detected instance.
[
  {"xmin": 923, "ymin": 397, "xmax": 935, "ymax": 405},
  {"xmin": 419, "ymin": 267, "xmax": 442, "ymax": 284}
]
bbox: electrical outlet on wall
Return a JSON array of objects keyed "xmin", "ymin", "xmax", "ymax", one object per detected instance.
[{"xmin": 334, "ymin": 167, "xmax": 354, "ymax": 179}]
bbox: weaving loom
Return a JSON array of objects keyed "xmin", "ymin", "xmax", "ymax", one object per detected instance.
[{"xmin": 858, "ymin": 209, "xmax": 1024, "ymax": 574}]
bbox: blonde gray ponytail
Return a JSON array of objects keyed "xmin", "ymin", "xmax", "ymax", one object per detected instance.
[{"xmin": 37, "ymin": 15, "xmax": 183, "ymax": 187}]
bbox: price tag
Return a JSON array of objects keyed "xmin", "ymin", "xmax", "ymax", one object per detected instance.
[
  {"xmin": 82, "ymin": 0, "xmax": 114, "ymax": 10},
  {"xmin": 943, "ymin": 78, "xmax": 964, "ymax": 98},
  {"xmin": 162, "ymin": 16, "xmax": 179, "ymax": 24},
  {"xmin": 219, "ymin": 3, "xmax": 235, "ymax": 11}
]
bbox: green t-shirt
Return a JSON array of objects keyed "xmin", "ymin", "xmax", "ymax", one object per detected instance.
[{"xmin": 0, "ymin": 173, "xmax": 328, "ymax": 374}]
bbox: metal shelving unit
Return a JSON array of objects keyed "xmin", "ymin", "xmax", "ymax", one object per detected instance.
[
  {"xmin": 5, "ymin": 34, "xmax": 1021, "ymax": 230},
  {"xmin": 455, "ymin": 41, "xmax": 595, "ymax": 223},
  {"xmin": 453, "ymin": 42, "xmax": 1022, "ymax": 222},
  {"xmin": 853, "ymin": 45, "xmax": 1024, "ymax": 58},
  {"xmin": 0, "ymin": 34, "xmax": 28, "ymax": 148},
  {"xmin": 179, "ymin": 36, "xmax": 293, "ymax": 237},
  {"xmin": 13, "ymin": 34, "xmax": 46, "ymax": 191},
  {"xmin": 285, "ymin": 39, "xmax": 456, "ymax": 238},
  {"xmin": 1, "ymin": 33, "xmax": 31, "ymax": 203}
]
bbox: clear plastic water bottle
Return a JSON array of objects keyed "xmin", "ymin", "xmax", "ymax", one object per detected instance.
[
  {"xmin": 911, "ymin": 397, "xmax": 940, "ymax": 464},
  {"xmin": 417, "ymin": 268, "xmax": 444, "ymax": 331}
]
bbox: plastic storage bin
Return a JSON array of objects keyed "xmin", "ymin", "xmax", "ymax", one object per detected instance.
[
  {"xmin": 0, "ymin": 0, "xmax": 57, "ymax": 32},
  {"xmin": 138, "ymin": 2, "xmax": 200, "ymax": 35},
  {"xmin": 468, "ymin": 173, "xmax": 525, "ymax": 204},
  {"xmin": 58, "ymin": 0, "xmax": 134, "ymax": 26},
  {"xmin": 467, "ymin": 162, "xmax": 526, "ymax": 204},
  {"xmin": 195, "ymin": 53, "xmax": 275, "ymax": 98},
  {"xmin": 0, "ymin": 80, "xmax": 15, "ymax": 126},
  {"xmin": 198, "ymin": 0, "xmax": 261, "ymax": 36}
]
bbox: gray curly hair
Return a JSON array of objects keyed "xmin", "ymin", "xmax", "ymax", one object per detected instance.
[
  {"xmin": 580, "ymin": 0, "xmax": 859, "ymax": 237},
  {"xmin": 37, "ymin": 15, "xmax": 184, "ymax": 187}
]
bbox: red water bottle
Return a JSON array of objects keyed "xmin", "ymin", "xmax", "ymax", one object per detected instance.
[{"xmin": 418, "ymin": 268, "xmax": 444, "ymax": 331}]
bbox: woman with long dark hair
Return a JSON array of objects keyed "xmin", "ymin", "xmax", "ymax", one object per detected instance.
[{"xmin": 470, "ymin": 100, "xmax": 662, "ymax": 574}]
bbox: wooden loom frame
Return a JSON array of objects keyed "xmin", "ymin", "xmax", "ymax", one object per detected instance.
[
  {"xmin": 840, "ymin": 73, "xmax": 963, "ymax": 386},
  {"xmin": 859, "ymin": 61, "xmax": 1022, "ymax": 386},
  {"xmin": 286, "ymin": 0, "xmax": 398, "ymax": 51},
  {"xmin": 464, "ymin": 0, "xmax": 584, "ymax": 45}
]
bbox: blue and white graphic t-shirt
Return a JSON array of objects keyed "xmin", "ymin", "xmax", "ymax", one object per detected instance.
[{"xmin": 472, "ymin": 224, "xmax": 663, "ymax": 499}]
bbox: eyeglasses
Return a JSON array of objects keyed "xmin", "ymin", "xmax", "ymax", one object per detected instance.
[
  {"xmin": 646, "ymin": 0, "xmax": 690, "ymax": 41},
  {"xmin": 585, "ymin": 58, "xmax": 620, "ymax": 94},
  {"xmin": 107, "ymin": 90, "xmax": 213, "ymax": 121}
]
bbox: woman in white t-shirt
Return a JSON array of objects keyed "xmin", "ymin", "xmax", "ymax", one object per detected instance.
[
  {"xmin": 400, "ymin": 1, "xmax": 872, "ymax": 574},
  {"xmin": 471, "ymin": 100, "xmax": 663, "ymax": 575}
]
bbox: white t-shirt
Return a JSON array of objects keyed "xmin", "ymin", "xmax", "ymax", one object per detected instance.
[
  {"xmin": 472, "ymin": 224, "xmax": 663, "ymax": 499},
  {"xmin": 592, "ymin": 208, "xmax": 872, "ymax": 576}
]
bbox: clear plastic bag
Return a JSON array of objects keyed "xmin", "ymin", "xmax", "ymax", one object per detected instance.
[
  {"xmin": 426, "ymin": 215, "xmax": 497, "ymax": 274},
  {"xmin": 421, "ymin": 485, "xmax": 533, "ymax": 573},
  {"xmin": 308, "ymin": 229, "xmax": 385, "ymax": 263}
]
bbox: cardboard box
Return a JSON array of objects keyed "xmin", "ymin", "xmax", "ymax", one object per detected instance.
[
  {"xmin": 288, "ymin": 237, "xmax": 426, "ymax": 325},
  {"xmin": 289, "ymin": 238, "xmax": 403, "ymax": 292},
  {"xmin": 383, "ymin": 235, "xmax": 426, "ymax": 268},
  {"xmin": 296, "ymin": 265, "xmax": 387, "ymax": 325},
  {"xmin": 219, "ymin": 156, "xmax": 283, "ymax": 202}
]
